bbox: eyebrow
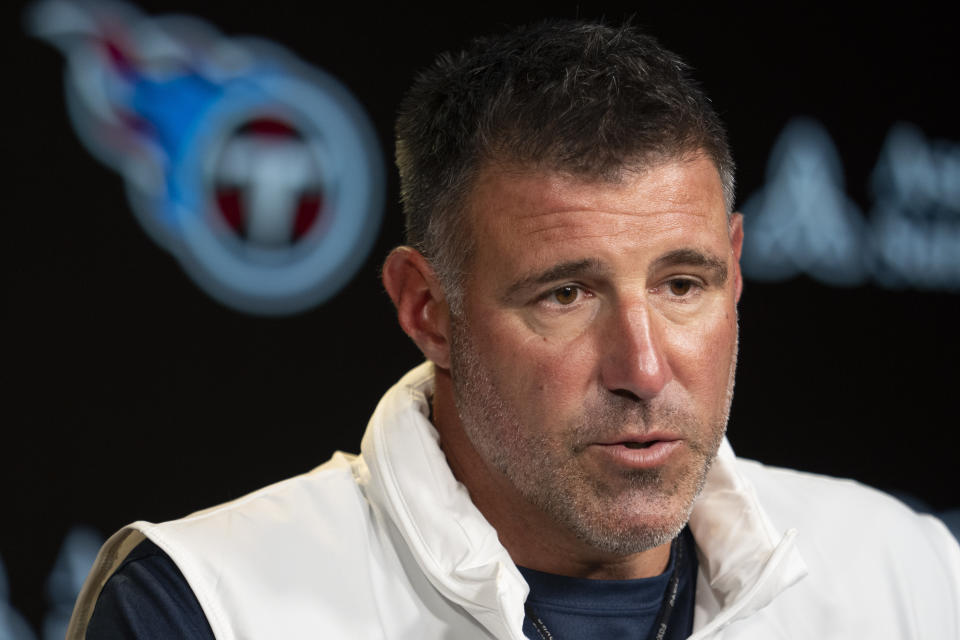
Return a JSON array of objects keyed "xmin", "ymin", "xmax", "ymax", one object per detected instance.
[
  {"xmin": 503, "ymin": 258, "xmax": 607, "ymax": 300},
  {"xmin": 650, "ymin": 249, "xmax": 728, "ymax": 284}
]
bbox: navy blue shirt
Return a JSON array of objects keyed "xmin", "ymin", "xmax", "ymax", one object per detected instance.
[
  {"xmin": 519, "ymin": 527, "xmax": 698, "ymax": 640},
  {"xmin": 88, "ymin": 529, "xmax": 697, "ymax": 639},
  {"xmin": 87, "ymin": 539, "xmax": 214, "ymax": 639}
]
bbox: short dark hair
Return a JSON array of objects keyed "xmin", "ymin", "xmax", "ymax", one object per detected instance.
[{"xmin": 395, "ymin": 19, "xmax": 734, "ymax": 308}]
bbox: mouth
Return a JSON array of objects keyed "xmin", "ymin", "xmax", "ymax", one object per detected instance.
[
  {"xmin": 602, "ymin": 431, "xmax": 680, "ymax": 448},
  {"xmin": 589, "ymin": 434, "xmax": 682, "ymax": 469}
]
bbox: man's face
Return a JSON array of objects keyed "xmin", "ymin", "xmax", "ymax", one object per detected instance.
[{"xmin": 448, "ymin": 154, "xmax": 743, "ymax": 556}]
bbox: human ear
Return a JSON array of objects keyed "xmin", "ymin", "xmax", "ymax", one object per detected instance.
[
  {"xmin": 382, "ymin": 246, "xmax": 452, "ymax": 369},
  {"xmin": 729, "ymin": 213, "xmax": 744, "ymax": 303}
]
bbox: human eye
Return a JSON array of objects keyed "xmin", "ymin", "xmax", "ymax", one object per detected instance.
[
  {"xmin": 538, "ymin": 284, "xmax": 590, "ymax": 308},
  {"xmin": 662, "ymin": 277, "xmax": 703, "ymax": 300}
]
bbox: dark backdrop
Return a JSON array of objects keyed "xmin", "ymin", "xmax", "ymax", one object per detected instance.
[{"xmin": 5, "ymin": 1, "xmax": 958, "ymax": 633}]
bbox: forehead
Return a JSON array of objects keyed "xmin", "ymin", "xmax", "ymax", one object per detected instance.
[{"xmin": 463, "ymin": 155, "xmax": 729, "ymax": 260}]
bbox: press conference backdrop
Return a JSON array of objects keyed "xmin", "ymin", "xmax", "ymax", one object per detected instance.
[{"xmin": 5, "ymin": 1, "xmax": 958, "ymax": 636}]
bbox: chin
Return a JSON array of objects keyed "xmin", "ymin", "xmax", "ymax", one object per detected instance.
[{"xmin": 572, "ymin": 495, "xmax": 695, "ymax": 556}]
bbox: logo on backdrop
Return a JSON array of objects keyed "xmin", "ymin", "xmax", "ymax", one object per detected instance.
[
  {"xmin": 28, "ymin": 0, "xmax": 384, "ymax": 315},
  {"xmin": 741, "ymin": 117, "xmax": 960, "ymax": 291},
  {"xmin": 0, "ymin": 525, "xmax": 102, "ymax": 640}
]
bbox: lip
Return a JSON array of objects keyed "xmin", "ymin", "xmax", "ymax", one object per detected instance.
[{"xmin": 588, "ymin": 434, "xmax": 682, "ymax": 469}]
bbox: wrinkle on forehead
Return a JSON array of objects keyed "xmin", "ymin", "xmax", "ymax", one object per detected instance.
[
  {"xmin": 472, "ymin": 158, "xmax": 723, "ymax": 233},
  {"xmin": 521, "ymin": 210, "xmax": 709, "ymax": 242}
]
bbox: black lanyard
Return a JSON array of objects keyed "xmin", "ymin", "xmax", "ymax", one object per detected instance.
[{"xmin": 523, "ymin": 538, "xmax": 685, "ymax": 640}]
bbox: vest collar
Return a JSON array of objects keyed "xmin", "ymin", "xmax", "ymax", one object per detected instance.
[
  {"xmin": 361, "ymin": 362, "xmax": 528, "ymax": 639},
  {"xmin": 688, "ymin": 440, "xmax": 808, "ymax": 635}
]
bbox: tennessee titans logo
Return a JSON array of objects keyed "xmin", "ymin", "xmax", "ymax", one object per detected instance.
[{"xmin": 29, "ymin": 0, "xmax": 384, "ymax": 314}]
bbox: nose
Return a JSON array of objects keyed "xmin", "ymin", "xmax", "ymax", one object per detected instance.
[{"xmin": 599, "ymin": 303, "xmax": 673, "ymax": 402}]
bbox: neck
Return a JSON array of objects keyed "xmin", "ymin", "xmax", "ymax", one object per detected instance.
[{"xmin": 432, "ymin": 366, "xmax": 673, "ymax": 580}]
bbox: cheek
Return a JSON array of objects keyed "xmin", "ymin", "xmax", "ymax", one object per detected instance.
[
  {"xmin": 665, "ymin": 307, "xmax": 738, "ymax": 393},
  {"xmin": 480, "ymin": 317, "xmax": 599, "ymax": 420}
]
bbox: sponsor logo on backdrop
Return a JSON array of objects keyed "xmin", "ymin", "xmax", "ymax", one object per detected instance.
[
  {"xmin": 29, "ymin": 0, "xmax": 384, "ymax": 314},
  {"xmin": 0, "ymin": 525, "xmax": 103, "ymax": 640},
  {"xmin": 742, "ymin": 117, "xmax": 960, "ymax": 291}
]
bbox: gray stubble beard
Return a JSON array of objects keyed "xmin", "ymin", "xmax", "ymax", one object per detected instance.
[{"xmin": 448, "ymin": 315, "xmax": 737, "ymax": 557}]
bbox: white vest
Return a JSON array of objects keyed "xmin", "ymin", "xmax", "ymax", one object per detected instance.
[{"xmin": 69, "ymin": 363, "xmax": 960, "ymax": 639}]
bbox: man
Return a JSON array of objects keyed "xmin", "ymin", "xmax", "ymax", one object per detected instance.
[{"xmin": 69, "ymin": 20, "xmax": 959, "ymax": 639}]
